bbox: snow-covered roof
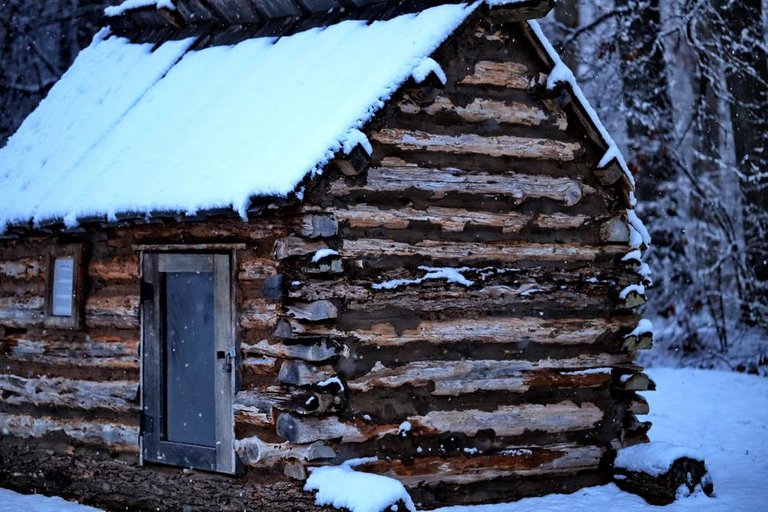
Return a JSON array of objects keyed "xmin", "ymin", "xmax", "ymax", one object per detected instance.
[
  {"xmin": 0, "ymin": 1, "xmax": 631, "ymax": 232},
  {"xmin": 0, "ymin": 3, "xmax": 474, "ymax": 230}
]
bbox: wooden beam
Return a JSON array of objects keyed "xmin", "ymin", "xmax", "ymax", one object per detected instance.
[{"xmin": 371, "ymin": 129, "xmax": 582, "ymax": 161}]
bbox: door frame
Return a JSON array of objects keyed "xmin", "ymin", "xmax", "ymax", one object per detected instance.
[{"xmin": 139, "ymin": 251, "xmax": 237, "ymax": 474}]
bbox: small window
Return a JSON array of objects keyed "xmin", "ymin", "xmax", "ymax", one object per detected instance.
[{"xmin": 45, "ymin": 244, "xmax": 84, "ymax": 328}]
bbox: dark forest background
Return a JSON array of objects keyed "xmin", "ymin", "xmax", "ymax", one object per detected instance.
[{"xmin": 1, "ymin": 0, "xmax": 766, "ymax": 373}]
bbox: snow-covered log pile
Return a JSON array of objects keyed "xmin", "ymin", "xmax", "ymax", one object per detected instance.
[
  {"xmin": 614, "ymin": 442, "xmax": 714, "ymax": 505},
  {"xmin": 0, "ymin": 1, "xmax": 650, "ymax": 509}
]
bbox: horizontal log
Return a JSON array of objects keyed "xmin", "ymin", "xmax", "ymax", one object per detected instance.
[
  {"xmin": 0, "ymin": 374, "xmax": 138, "ymax": 412},
  {"xmin": 276, "ymin": 413, "xmax": 375, "ymax": 444},
  {"xmin": 241, "ymin": 339, "xmax": 342, "ymax": 362},
  {"xmin": 274, "ymin": 236, "xmax": 330, "ymax": 260},
  {"xmin": 397, "ymin": 95, "xmax": 567, "ymax": 129},
  {"xmin": 240, "ymin": 300, "xmax": 280, "ymax": 330},
  {"xmin": 341, "ymin": 239, "xmax": 626, "ymax": 264},
  {"xmin": 357, "ymin": 444, "xmax": 605, "ymax": 486},
  {"xmin": 278, "ymin": 360, "xmax": 336, "ymax": 387},
  {"xmin": 88, "ymin": 255, "xmax": 139, "ymax": 281},
  {"xmin": 0, "ymin": 295, "xmax": 43, "ymax": 326},
  {"xmin": 0, "ymin": 258, "xmax": 43, "ymax": 280},
  {"xmin": 235, "ymin": 435, "xmax": 337, "ymax": 466},
  {"xmin": 275, "ymin": 400, "xmax": 603, "ymax": 444},
  {"xmin": 459, "ymin": 60, "xmax": 532, "ymax": 89},
  {"xmin": 127, "ymin": 217, "xmax": 294, "ymax": 244},
  {"xmin": 0, "ymin": 413, "xmax": 138, "ymax": 451},
  {"xmin": 329, "ymin": 166, "xmax": 592, "ymax": 206},
  {"xmin": 277, "ymin": 316, "xmax": 637, "ymax": 346},
  {"xmin": 286, "ymin": 300, "xmax": 338, "ymax": 321},
  {"xmin": 3, "ymin": 332, "xmax": 138, "ymax": 358},
  {"xmin": 237, "ymin": 255, "xmax": 278, "ymax": 281},
  {"xmin": 327, "ymin": 204, "xmax": 593, "ymax": 234},
  {"xmin": 629, "ymin": 395, "xmax": 650, "ymax": 415},
  {"xmin": 300, "ymin": 214, "xmax": 338, "ymax": 239},
  {"xmin": 411, "ymin": 401, "xmax": 603, "ymax": 437},
  {"xmin": 343, "ymin": 284, "xmax": 613, "ymax": 315},
  {"xmin": 235, "ymin": 386, "xmax": 342, "ymax": 416},
  {"xmin": 289, "ymin": 266, "xmax": 638, "ymax": 303},
  {"xmin": 617, "ymin": 373, "xmax": 656, "ymax": 392},
  {"xmin": 370, "ymin": 129, "xmax": 581, "ymax": 161},
  {"xmin": 346, "ymin": 358, "xmax": 619, "ymax": 396},
  {"xmin": 84, "ymin": 294, "xmax": 139, "ymax": 329}
]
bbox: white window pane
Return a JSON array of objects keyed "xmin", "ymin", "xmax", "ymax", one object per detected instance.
[{"xmin": 52, "ymin": 257, "xmax": 74, "ymax": 316}]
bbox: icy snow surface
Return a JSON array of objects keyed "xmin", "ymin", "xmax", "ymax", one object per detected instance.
[
  {"xmin": 615, "ymin": 441, "xmax": 705, "ymax": 477},
  {"xmin": 3, "ymin": 368, "xmax": 768, "ymax": 511},
  {"xmin": 0, "ymin": 3, "xmax": 475, "ymax": 230},
  {"xmin": 305, "ymin": 459, "xmax": 417, "ymax": 512},
  {"xmin": 104, "ymin": 0, "xmax": 175, "ymax": 17},
  {"xmin": 0, "ymin": 488, "xmax": 102, "ymax": 512}
]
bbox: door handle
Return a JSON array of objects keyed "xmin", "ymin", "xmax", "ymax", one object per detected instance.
[{"xmin": 217, "ymin": 349, "xmax": 235, "ymax": 373}]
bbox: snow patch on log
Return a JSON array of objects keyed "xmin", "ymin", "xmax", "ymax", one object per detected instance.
[
  {"xmin": 104, "ymin": 0, "xmax": 175, "ymax": 17},
  {"xmin": 304, "ymin": 459, "xmax": 417, "ymax": 512},
  {"xmin": 411, "ymin": 57, "xmax": 447, "ymax": 84},
  {"xmin": 342, "ymin": 129, "xmax": 373, "ymax": 156},
  {"xmin": 372, "ymin": 265, "xmax": 474, "ymax": 290},
  {"xmin": 615, "ymin": 442, "xmax": 705, "ymax": 477},
  {"xmin": 527, "ymin": 20, "xmax": 635, "ymax": 189}
]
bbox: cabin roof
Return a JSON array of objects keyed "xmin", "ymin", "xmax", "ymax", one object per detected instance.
[{"xmin": 0, "ymin": 0, "xmax": 630, "ymax": 234}]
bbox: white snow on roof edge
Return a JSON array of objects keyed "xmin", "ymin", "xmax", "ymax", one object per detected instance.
[
  {"xmin": 527, "ymin": 19, "xmax": 636, "ymax": 190},
  {"xmin": 104, "ymin": 0, "xmax": 175, "ymax": 17}
]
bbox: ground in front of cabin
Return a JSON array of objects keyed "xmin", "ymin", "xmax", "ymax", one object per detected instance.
[{"xmin": 2, "ymin": 367, "xmax": 767, "ymax": 512}]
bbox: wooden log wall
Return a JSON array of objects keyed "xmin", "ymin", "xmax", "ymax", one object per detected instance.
[
  {"xmin": 0, "ymin": 7, "xmax": 651, "ymax": 510},
  {"xmin": 234, "ymin": 9, "xmax": 651, "ymax": 507}
]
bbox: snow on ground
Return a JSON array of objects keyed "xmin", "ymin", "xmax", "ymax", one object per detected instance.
[
  {"xmin": 0, "ymin": 488, "xmax": 102, "ymax": 512},
  {"xmin": 434, "ymin": 368, "xmax": 768, "ymax": 512},
  {"xmin": 2, "ymin": 368, "xmax": 767, "ymax": 511}
]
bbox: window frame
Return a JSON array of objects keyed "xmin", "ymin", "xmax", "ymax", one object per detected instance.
[{"xmin": 44, "ymin": 243, "xmax": 85, "ymax": 329}]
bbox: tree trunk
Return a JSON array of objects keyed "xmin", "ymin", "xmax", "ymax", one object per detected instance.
[{"xmin": 719, "ymin": 0, "xmax": 768, "ymax": 325}]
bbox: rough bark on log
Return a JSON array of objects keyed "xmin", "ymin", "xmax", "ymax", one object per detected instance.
[
  {"xmin": 458, "ymin": 60, "xmax": 532, "ymax": 89},
  {"xmin": 346, "ymin": 359, "xmax": 617, "ymax": 395},
  {"xmin": 357, "ymin": 444, "xmax": 605, "ymax": 486},
  {"xmin": 329, "ymin": 166, "xmax": 591, "ymax": 205},
  {"xmin": 397, "ymin": 95, "xmax": 567, "ymax": 129},
  {"xmin": 241, "ymin": 339, "xmax": 342, "ymax": 362},
  {"xmin": 341, "ymin": 239, "xmax": 625, "ymax": 263},
  {"xmin": 277, "ymin": 316, "xmax": 636, "ymax": 346},
  {"xmin": 370, "ymin": 129, "xmax": 581, "ymax": 160},
  {"xmin": 0, "ymin": 413, "xmax": 138, "ymax": 451},
  {"xmin": 0, "ymin": 374, "xmax": 138, "ymax": 412}
]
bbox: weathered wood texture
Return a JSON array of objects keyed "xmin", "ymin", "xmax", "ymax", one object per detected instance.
[{"xmin": 0, "ymin": 9, "xmax": 645, "ymax": 510}]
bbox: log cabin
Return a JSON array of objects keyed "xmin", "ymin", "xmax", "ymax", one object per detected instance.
[{"xmin": 0, "ymin": 0, "xmax": 654, "ymax": 510}]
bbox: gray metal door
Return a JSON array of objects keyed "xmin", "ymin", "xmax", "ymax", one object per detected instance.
[{"xmin": 140, "ymin": 253, "xmax": 235, "ymax": 473}]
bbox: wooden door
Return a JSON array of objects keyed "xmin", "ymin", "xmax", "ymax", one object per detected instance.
[{"xmin": 140, "ymin": 253, "xmax": 235, "ymax": 473}]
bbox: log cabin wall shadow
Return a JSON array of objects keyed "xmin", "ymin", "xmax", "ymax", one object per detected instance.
[{"xmin": 0, "ymin": 1, "xmax": 653, "ymax": 510}]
